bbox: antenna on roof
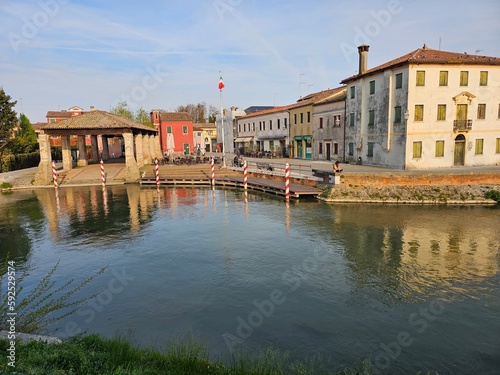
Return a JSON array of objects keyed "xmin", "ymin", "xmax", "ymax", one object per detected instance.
[{"xmin": 475, "ymin": 49, "xmax": 483, "ymax": 54}]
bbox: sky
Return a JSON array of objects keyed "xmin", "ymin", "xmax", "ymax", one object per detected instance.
[{"xmin": 1, "ymin": 0, "xmax": 499, "ymax": 123}]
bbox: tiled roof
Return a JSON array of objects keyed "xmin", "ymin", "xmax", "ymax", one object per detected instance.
[
  {"xmin": 46, "ymin": 111, "xmax": 79, "ymax": 118},
  {"xmin": 37, "ymin": 110, "xmax": 156, "ymax": 132},
  {"xmin": 159, "ymin": 112, "xmax": 192, "ymax": 122},
  {"xmin": 193, "ymin": 123, "xmax": 216, "ymax": 130},
  {"xmin": 341, "ymin": 46, "xmax": 500, "ymax": 83},
  {"xmin": 237, "ymin": 103, "xmax": 302, "ymax": 120},
  {"xmin": 313, "ymin": 86, "xmax": 347, "ymax": 105}
]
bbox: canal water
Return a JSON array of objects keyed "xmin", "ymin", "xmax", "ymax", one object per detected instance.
[{"xmin": 1, "ymin": 185, "xmax": 499, "ymax": 374}]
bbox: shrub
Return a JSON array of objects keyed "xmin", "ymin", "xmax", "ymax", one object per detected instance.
[{"xmin": 485, "ymin": 190, "xmax": 500, "ymax": 203}]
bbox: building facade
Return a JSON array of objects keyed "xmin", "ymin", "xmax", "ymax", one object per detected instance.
[
  {"xmin": 193, "ymin": 123, "xmax": 216, "ymax": 153},
  {"xmin": 342, "ymin": 44, "xmax": 500, "ymax": 169},
  {"xmin": 151, "ymin": 111, "xmax": 194, "ymax": 155},
  {"xmin": 312, "ymin": 87, "xmax": 346, "ymax": 161}
]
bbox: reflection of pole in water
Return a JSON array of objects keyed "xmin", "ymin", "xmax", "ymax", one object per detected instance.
[
  {"xmin": 54, "ymin": 186, "xmax": 60, "ymax": 213},
  {"xmin": 244, "ymin": 190, "xmax": 248, "ymax": 219},
  {"xmin": 90, "ymin": 187, "xmax": 98, "ymax": 216},
  {"xmin": 102, "ymin": 187, "xmax": 108, "ymax": 216},
  {"xmin": 285, "ymin": 200, "xmax": 290, "ymax": 236},
  {"xmin": 212, "ymin": 186, "xmax": 216, "ymax": 213}
]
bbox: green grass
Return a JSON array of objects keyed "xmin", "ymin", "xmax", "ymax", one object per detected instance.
[
  {"xmin": 0, "ymin": 182, "xmax": 12, "ymax": 189},
  {"xmin": 0, "ymin": 334, "xmax": 440, "ymax": 375}
]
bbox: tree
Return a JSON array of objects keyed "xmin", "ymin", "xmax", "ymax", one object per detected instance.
[
  {"xmin": 134, "ymin": 107, "xmax": 152, "ymax": 127},
  {"xmin": 109, "ymin": 101, "xmax": 134, "ymax": 120},
  {"xmin": 207, "ymin": 104, "xmax": 218, "ymax": 123},
  {"xmin": 176, "ymin": 102, "xmax": 216, "ymax": 123},
  {"xmin": 8, "ymin": 114, "xmax": 38, "ymax": 154},
  {"xmin": 0, "ymin": 87, "xmax": 18, "ymax": 152}
]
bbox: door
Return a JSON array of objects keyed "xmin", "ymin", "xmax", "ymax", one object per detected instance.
[
  {"xmin": 297, "ymin": 141, "xmax": 303, "ymax": 158},
  {"xmin": 183, "ymin": 143, "xmax": 190, "ymax": 155},
  {"xmin": 454, "ymin": 134, "xmax": 465, "ymax": 166},
  {"xmin": 326, "ymin": 143, "xmax": 331, "ymax": 160}
]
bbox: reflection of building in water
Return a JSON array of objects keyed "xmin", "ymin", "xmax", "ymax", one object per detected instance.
[{"xmin": 399, "ymin": 215, "xmax": 499, "ymax": 279}]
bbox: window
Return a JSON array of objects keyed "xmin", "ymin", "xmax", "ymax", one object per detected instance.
[
  {"xmin": 284, "ymin": 118, "xmax": 287, "ymax": 128},
  {"xmin": 416, "ymin": 70, "xmax": 425, "ymax": 86},
  {"xmin": 319, "ymin": 142, "xmax": 323, "ymax": 154},
  {"xmin": 50, "ymin": 118, "xmax": 56, "ymax": 123},
  {"xmin": 475, "ymin": 139, "xmax": 484, "ymax": 155},
  {"xmin": 348, "ymin": 142, "xmax": 354, "ymax": 156},
  {"xmin": 244, "ymin": 124, "xmax": 246, "ymax": 132},
  {"xmin": 253, "ymin": 123, "xmax": 255, "ymax": 131},
  {"xmin": 368, "ymin": 110, "xmax": 375, "ymax": 126},
  {"xmin": 350, "ymin": 86, "xmax": 355, "ymax": 99},
  {"xmin": 263, "ymin": 121, "xmax": 266, "ymax": 131},
  {"xmin": 277, "ymin": 119, "xmax": 280, "ymax": 129},
  {"xmin": 498, "ymin": 104, "xmax": 500, "ymax": 119},
  {"xmin": 307, "ymin": 112, "xmax": 311, "ymax": 122},
  {"xmin": 369, "ymin": 80, "xmax": 375, "ymax": 94},
  {"xmin": 238, "ymin": 124, "xmax": 241, "ymax": 132},
  {"xmin": 269, "ymin": 120, "xmax": 272, "ymax": 130},
  {"xmin": 259, "ymin": 122, "xmax": 262, "ymax": 131},
  {"xmin": 367, "ymin": 142, "xmax": 374, "ymax": 157},
  {"xmin": 333, "ymin": 143, "xmax": 338, "ymax": 155},
  {"xmin": 460, "ymin": 71, "xmax": 469, "ymax": 86},
  {"xmin": 294, "ymin": 114, "xmax": 297, "ymax": 124},
  {"xmin": 395, "ymin": 73, "xmax": 403, "ymax": 89},
  {"xmin": 414, "ymin": 105, "xmax": 424, "ymax": 121},
  {"xmin": 477, "ymin": 104, "xmax": 486, "ymax": 119},
  {"xmin": 496, "ymin": 138, "xmax": 500, "ymax": 154},
  {"xmin": 480, "ymin": 71, "xmax": 488, "ymax": 86},
  {"xmin": 349, "ymin": 113, "xmax": 355, "ymax": 127},
  {"xmin": 394, "ymin": 106, "xmax": 402, "ymax": 123},
  {"xmin": 437, "ymin": 105, "xmax": 446, "ymax": 121},
  {"xmin": 319, "ymin": 117, "xmax": 323, "ymax": 129},
  {"xmin": 166, "ymin": 126, "xmax": 172, "ymax": 133},
  {"xmin": 439, "ymin": 71, "xmax": 448, "ymax": 86},
  {"xmin": 300, "ymin": 113, "xmax": 304, "ymax": 123},
  {"xmin": 435, "ymin": 140, "xmax": 444, "ymax": 157},
  {"xmin": 182, "ymin": 126, "xmax": 188, "ymax": 134},
  {"xmin": 197, "ymin": 132, "xmax": 201, "ymax": 136},
  {"xmin": 413, "ymin": 141, "xmax": 422, "ymax": 158}
]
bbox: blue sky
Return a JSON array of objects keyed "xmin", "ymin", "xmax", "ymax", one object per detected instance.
[{"xmin": 1, "ymin": 0, "xmax": 499, "ymax": 122}]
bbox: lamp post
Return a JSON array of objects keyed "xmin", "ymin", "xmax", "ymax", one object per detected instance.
[{"xmin": 404, "ymin": 110, "xmax": 410, "ymax": 124}]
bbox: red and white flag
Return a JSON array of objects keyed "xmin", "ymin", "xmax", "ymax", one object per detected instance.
[{"xmin": 218, "ymin": 74, "xmax": 225, "ymax": 90}]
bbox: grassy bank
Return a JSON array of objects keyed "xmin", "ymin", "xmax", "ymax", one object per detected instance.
[{"xmin": 0, "ymin": 334, "xmax": 439, "ymax": 375}]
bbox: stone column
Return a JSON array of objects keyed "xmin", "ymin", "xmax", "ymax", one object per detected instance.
[
  {"xmin": 77, "ymin": 135, "xmax": 88, "ymax": 167},
  {"xmin": 123, "ymin": 132, "xmax": 140, "ymax": 182},
  {"xmin": 34, "ymin": 133, "xmax": 53, "ymax": 185},
  {"xmin": 154, "ymin": 134, "xmax": 163, "ymax": 159},
  {"xmin": 135, "ymin": 133, "xmax": 144, "ymax": 168},
  {"xmin": 91, "ymin": 135, "xmax": 99, "ymax": 163},
  {"xmin": 149, "ymin": 134, "xmax": 156, "ymax": 161},
  {"xmin": 101, "ymin": 136, "xmax": 110, "ymax": 161},
  {"xmin": 61, "ymin": 135, "xmax": 72, "ymax": 171},
  {"xmin": 142, "ymin": 134, "xmax": 151, "ymax": 165}
]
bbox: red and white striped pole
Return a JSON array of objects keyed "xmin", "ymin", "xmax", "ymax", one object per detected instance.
[
  {"xmin": 155, "ymin": 158, "xmax": 160, "ymax": 187},
  {"xmin": 100, "ymin": 159, "xmax": 106, "ymax": 187},
  {"xmin": 211, "ymin": 158, "xmax": 215, "ymax": 186},
  {"xmin": 285, "ymin": 161, "xmax": 290, "ymax": 200},
  {"xmin": 52, "ymin": 161, "xmax": 58, "ymax": 188},
  {"xmin": 243, "ymin": 160, "xmax": 248, "ymax": 190}
]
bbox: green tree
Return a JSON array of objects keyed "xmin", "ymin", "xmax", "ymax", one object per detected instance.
[
  {"xmin": 8, "ymin": 114, "xmax": 38, "ymax": 154},
  {"xmin": 109, "ymin": 101, "xmax": 134, "ymax": 120},
  {"xmin": 134, "ymin": 107, "xmax": 152, "ymax": 127},
  {"xmin": 0, "ymin": 87, "xmax": 18, "ymax": 152}
]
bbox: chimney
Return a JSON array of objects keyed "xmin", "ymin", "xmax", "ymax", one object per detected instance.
[
  {"xmin": 90, "ymin": 106, "xmax": 95, "ymax": 111},
  {"xmin": 358, "ymin": 44, "xmax": 370, "ymax": 75}
]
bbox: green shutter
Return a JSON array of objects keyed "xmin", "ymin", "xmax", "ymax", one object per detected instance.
[
  {"xmin": 435, "ymin": 140, "xmax": 444, "ymax": 157},
  {"xmin": 437, "ymin": 105, "xmax": 446, "ymax": 121},
  {"xmin": 413, "ymin": 141, "xmax": 422, "ymax": 158},
  {"xmin": 439, "ymin": 71, "xmax": 448, "ymax": 86},
  {"xmin": 416, "ymin": 71, "xmax": 425, "ymax": 86},
  {"xmin": 414, "ymin": 105, "xmax": 424, "ymax": 121}
]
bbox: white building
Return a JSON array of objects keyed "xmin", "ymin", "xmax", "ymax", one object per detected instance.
[
  {"xmin": 236, "ymin": 105, "xmax": 292, "ymax": 157},
  {"xmin": 341, "ymin": 44, "xmax": 500, "ymax": 169}
]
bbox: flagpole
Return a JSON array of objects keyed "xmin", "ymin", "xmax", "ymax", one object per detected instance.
[{"xmin": 219, "ymin": 71, "xmax": 226, "ymax": 167}]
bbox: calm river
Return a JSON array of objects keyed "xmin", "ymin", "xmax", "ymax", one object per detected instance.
[{"xmin": 1, "ymin": 185, "xmax": 499, "ymax": 374}]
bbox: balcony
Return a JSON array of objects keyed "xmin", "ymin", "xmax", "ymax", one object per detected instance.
[{"xmin": 453, "ymin": 119, "xmax": 473, "ymax": 132}]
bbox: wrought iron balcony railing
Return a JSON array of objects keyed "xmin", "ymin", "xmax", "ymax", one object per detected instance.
[{"xmin": 453, "ymin": 119, "xmax": 473, "ymax": 131}]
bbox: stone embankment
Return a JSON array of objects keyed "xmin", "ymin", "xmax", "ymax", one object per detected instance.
[{"xmin": 319, "ymin": 184, "xmax": 499, "ymax": 204}]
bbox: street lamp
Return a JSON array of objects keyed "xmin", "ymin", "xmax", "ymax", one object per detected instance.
[{"xmin": 404, "ymin": 110, "xmax": 410, "ymax": 124}]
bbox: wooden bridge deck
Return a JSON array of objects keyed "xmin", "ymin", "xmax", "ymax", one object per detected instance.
[{"xmin": 140, "ymin": 164, "xmax": 321, "ymax": 198}]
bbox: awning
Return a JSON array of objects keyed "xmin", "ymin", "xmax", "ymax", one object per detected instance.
[
  {"xmin": 294, "ymin": 136, "xmax": 303, "ymax": 141},
  {"xmin": 234, "ymin": 137, "xmax": 253, "ymax": 142},
  {"xmin": 257, "ymin": 135, "xmax": 286, "ymax": 140}
]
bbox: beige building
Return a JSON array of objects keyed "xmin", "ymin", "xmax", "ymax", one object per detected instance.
[{"xmin": 341, "ymin": 44, "xmax": 500, "ymax": 169}]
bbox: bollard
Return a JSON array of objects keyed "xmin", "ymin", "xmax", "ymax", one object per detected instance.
[
  {"xmin": 52, "ymin": 161, "xmax": 58, "ymax": 188},
  {"xmin": 155, "ymin": 158, "xmax": 160, "ymax": 187},
  {"xmin": 100, "ymin": 159, "xmax": 106, "ymax": 187},
  {"xmin": 285, "ymin": 161, "xmax": 290, "ymax": 200},
  {"xmin": 243, "ymin": 160, "xmax": 248, "ymax": 190},
  {"xmin": 211, "ymin": 158, "xmax": 215, "ymax": 186}
]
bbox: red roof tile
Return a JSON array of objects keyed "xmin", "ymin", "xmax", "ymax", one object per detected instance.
[{"xmin": 159, "ymin": 112, "xmax": 192, "ymax": 122}]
